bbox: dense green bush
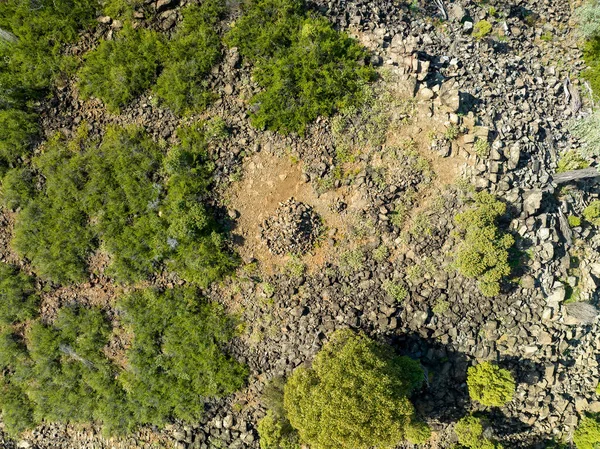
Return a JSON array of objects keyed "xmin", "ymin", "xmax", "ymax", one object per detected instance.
[
  {"xmin": 226, "ymin": 0, "xmax": 374, "ymax": 134},
  {"xmin": 0, "ymin": 109, "xmax": 38, "ymax": 173},
  {"xmin": 570, "ymin": 110, "xmax": 600, "ymax": 157},
  {"xmin": 78, "ymin": 25, "xmax": 164, "ymax": 112},
  {"xmin": 1, "ymin": 167, "xmax": 35, "ymax": 210},
  {"xmin": 283, "ymin": 329, "xmax": 428, "ymax": 449},
  {"xmin": 0, "ymin": 288, "xmax": 247, "ymax": 436},
  {"xmin": 574, "ymin": 416, "xmax": 600, "ymax": 449},
  {"xmin": 12, "ymin": 125, "xmax": 236, "ymax": 284},
  {"xmin": 258, "ymin": 411, "xmax": 301, "ymax": 449},
  {"xmin": 556, "ymin": 150, "xmax": 589, "ymax": 173},
  {"xmin": 455, "ymin": 415, "xmax": 503, "ymax": 449},
  {"xmin": 583, "ymin": 200, "xmax": 600, "ymax": 226},
  {"xmin": 454, "ymin": 192, "xmax": 515, "ymax": 297},
  {"xmin": 0, "ymin": 262, "xmax": 38, "ymax": 324},
  {"xmin": 154, "ymin": 0, "xmax": 224, "ymax": 115},
  {"xmin": 117, "ymin": 287, "xmax": 248, "ymax": 425},
  {"xmin": 467, "ymin": 362, "xmax": 515, "ymax": 407},
  {"xmin": 0, "ymin": 0, "xmax": 98, "ymax": 95}
]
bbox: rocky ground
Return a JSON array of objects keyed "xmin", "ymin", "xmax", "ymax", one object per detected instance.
[{"xmin": 2, "ymin": 0, "xmax": 600, "ymax": 448}]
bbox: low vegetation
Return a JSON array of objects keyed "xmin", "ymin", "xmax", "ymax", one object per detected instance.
[
  {"xmin": 454, "ymin": 192, "xmax": 515, "ymax": 297},
  {"xmin": 583, "ymin": 200, "xmax": 600, "ymax": 226},
  {"xmin": 12, "ymin": 124, "xmax": 237, "ymax": 284},
  {"xmin": 0, "ymin": 263, "xmax": 38, "ymax": 324},
  {"xmin": 574, "ymin": 415, "xmax": 600, "ymax": 449},
  {"xmin": 282, "ymin": 329, "xmax": 429, "ymax": 449},
  {"xmin": 154, "ymin": 0, "xmax": 225, "ymax": 114},
  {"xmin": 467, "ymin": 362, "xmax": 516, "ymax": 407},
  {"xmin": 78, "ymin": 25, "xmax": 164, "ymax": 113},
  {"xmin": 226, "ymin": 0, "xmax": 375, "ymax": 134},
  {"xmin": 455, "ymin": 415, "xmax": 504, "ymax": 449},
  {"xmin": 0, "ymin": 287, "xmax": 246, "ymax": 436}
]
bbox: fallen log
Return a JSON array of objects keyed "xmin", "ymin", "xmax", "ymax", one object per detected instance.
[{"xmin": 553, "ymin": 167, "xmax": 600, "ymax": 184}]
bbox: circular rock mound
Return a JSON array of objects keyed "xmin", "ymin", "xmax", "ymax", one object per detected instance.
[{"xmin": 260, "ymin": 198, "xmax": 321, "ymax": 255}]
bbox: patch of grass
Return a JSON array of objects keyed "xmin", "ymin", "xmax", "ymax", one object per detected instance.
[
  {"xmin": 78, "ymin": 25, "xmax": 164, "ymax": 113},
  {"xmin": 540, "ymin": 31, "xmax": 553, "ymax": 42},
  {"xmin": 444, "ymin": 125, "xmax": 460, "ymax": 141},
  {"xmin": 226, "ymin": 0, "xmax": 375, "ymax": 134},
  {"xmin": 473, "ymin": 138, "xmax": 490, "ymax": 158},
  {"xmin": 584, "ymin": 200, "xmax": 600, "ymax": 226},
  {"xmin": 382, "ymin": 280, "xmax": 408, "ymax": 302},
  {"xmin": 568, "ymin": 215, "xmax": 582, "ymax": 227},
  {"xmin": 338, "ymin": 249, "xmax": 364, "ymax": 275},
  {"xmin": 556, "ymin": 150, "xmax": 589, "ymax": 173},
  {"xmin": 432, "ymin": 299, "xmax": 449, "ymax": 315},
  {"xmin": 472, "ymin": 20, "xmax": 493, "ymax": 39},
  {"xmin": 372, "ymin": 245, "xmax": 389, "ymax": 263},
  {"xmin": 285, "ymin": 255, "xmax": 306, "ymax": 278}
]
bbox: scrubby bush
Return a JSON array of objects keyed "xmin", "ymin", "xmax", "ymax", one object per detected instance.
[
  {"xmin": 258, "ymin": 411, "xmax": 301, "ymax": 449},
  {"xmin": 571, "ymin": 110, "xmax": 600, "ymax": 156},
  {"xmin": 117, "ymin": 287, "xmax": 248, "ymax": 425},
  {"xmin": 467, "ymin": 361, "xmax": 515, "ymax": 407},
  {"xmin": 1, "ymin": 167, "xmax": 34, "ymax": 210},
  {"xmin": 472, "ymin": 20, "xmax": 493, "ymax": 39},
  {"xmin": 383, "ymin": 280, "xmax": 408, "ymax": 302},
  {"xmin": 569, "ymin": 215, "xmax": 582, "ymax": 227},
  {"xmin": 0, "ymin": 262, "xmax": 38, "ymax": 324},
  {"xmin": 583, "ymin": 200, "xmax": 600, "ymax": 226},
  {"xmin": 574, "ymin": 416, "xmax": 600, "ymax": 449},
  {"xmin": 154, "ymin": 0, "xmax": 224, "ymax": 115},
  {"xmin": 283, "ymin": 329, "xmax": 428, "ymax": 449},
  {"xmin": 13, "ymin": 125, "xmax": 236, "ymax": 284},
  {"xmin": 575, "ymin": 1, "xmax": 600, "ymax": 40},
  {"xmin": 455, "ymin": 415, "xmax": 503, "ymax": 449},
  {"xmin": 0, "ymin": 0, "xmax": 98, "ymax": 94},
  {"xmin": 226, "ymin": 0, "xmax": 374, "ymax": 134},
  {"xmin": 0, "ymin": 109, "xmax": 38, "ymax": 173},
  {"xmin": 556, "ymin": 150, "xmax": 589, "ymax": 173},
  {"xmin": 405, "ymin": 419, "xmax": 432, "ymax": 444},
  {"xmin": 78, "ymin": 25, "xmax": 164, "ymax": 112},
  {"xmin": 454, "ymin": 192, "xmax": 515, "ymax": 297}
]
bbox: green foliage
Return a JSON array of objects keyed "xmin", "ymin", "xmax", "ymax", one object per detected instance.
[
  {"xmin": 1, "ymin": 167, "xmax": 34, "ymax": 210},
  {"xmin": 0, "ymin": 289, "xmax": 247, "ymax": 437},
  {"xmin": 584, "ymin": 200, "xmax": 600, "ymax": 226},
  {"xmin": 472, "ymin": 20, "xmax": 493, "ymax": 39},
  {"xmin": 0, "ymin": 109, "xmax": 38, "ymax": 173},
  {"xmin": 474, "ymin": 138, "xmax": 490, "ymax": 158},
  {"xmin": 258, "ymin": 411, "xmax": 301, "ymax": 449},
  {"xmin": 226, "ymin": 0, "xmax": 374, "ymax": 134},
  {"xmin": 575, "ymin": 2, "xmax": 600, "ymax": 39},
  {"xmin": 12, "ymin": 125, "xmax": 236, "ymax": 285},
  {"xmin": 574, "ymin": 416, "xmax": 600, "ymax": 449},
  {"xmin": 467, "ymin": 362, "xmax": 515, "ymax": 407},
  {"xmin": 570, "ymin": 110, "xmax": 600, "ymax": 156},
  {"xmin": 454, "ymin": 415, "xmax": 503, "ymax": 449},
  {"xmin": 557, "ymin": 150, "xmax": 589, "ymax": 173},
  {"xmin": 372, "ymin": 244, "xmax": 390, "ymax": 262},
  {"xmin": 283, "ymin": 329, "xmax": 426, "ymax": 449},
  {"xmin": 154, "ymin": 0, "xmax": 224, "ymax": 115},
  {"xmin": 0, "ymin": 262, "xmax": 38, "ymax": 324},
  {"xmin": 569, "ymin": 215, "xmax": 582, "ymax": 227},
  {"xmin": 405, "ymin": 419, "xmax": 432, "ymax": 444},
  {"xmin": 0, "ymin": 0, "xmax": 98, "ymax": 95},
  {"xmin": 79, "ymin": 25, "xmax": 164, "ymax": 112},
  {"xmin": 454, "ymin": 192, "xmax": 515, "ymax": 297},
  {"xmin": 103, "ymin": 0, "xmax": 144, "ymax": 19},
  {"xmin": 117, "ymin": 287, "xmax": 248, "ymax": 425},
  {"xmin": 383, "ymin": 280, "xmax": 408, "ymax": 302}
]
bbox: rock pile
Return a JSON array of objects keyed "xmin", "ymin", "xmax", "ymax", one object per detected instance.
[{"xmin": 259, "ymin": 198, "xmax": 321, "ymax": 255}]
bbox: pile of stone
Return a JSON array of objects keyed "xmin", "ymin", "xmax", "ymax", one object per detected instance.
[{"xmin": 260, "ymin": 198, "xmax": 321, "ymax": 255}]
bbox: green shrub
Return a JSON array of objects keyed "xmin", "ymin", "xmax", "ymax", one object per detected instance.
[
  {"xmin": 103, "ymin": 0, "xmax": 144, "ymax": 19},
  {"xmin": 454, "ymin": 192, "xmax": 515, "ymax": 297},
  {"xmin": 575, "ymin": 2, "xmax": 600, "ymax": 39},
  {"xmin": 78, "ymin": 25, "xmax": 164, "ymax": 112},
  {"xmin": 0, "ymin": 262, "xmax": 38, "ymax": 324},
  {"xmin": 0, "ymin": 109, "xmax": 39, "ymax": 173},
  {"xmin": 283, "ymin": 329, "xmax": 427, "ymax": 449},
  {"xmin": 569, "ymin": 215, "xmax": 582, "ymax": 227},
  {"xmin": 13, "ymin": 125, "xmax": 236, "ymax": 285},
  {"xmin": 226, "ymin": 0, "xmax": 374, "ymax": 134},
  {"xmin": 472, "ymin": 20, "xmax": 493, "ymax": 39},
  {"xmin": 405, "ymin": 419, "xmax": 432, "ymax": 444},
  {"xmin": 1, "ymin": 167, "xmax": 34, "ymax": 210},
  {"xmin": 474, "ymin": 138, "xmax": 490, "ymax": 158},
  {"xmin": 117, "ymin": 287, "xmax": 248, "ymax": 425},
  {"xmin": 570, "ymin": 110, "xmax": 600, "ymax": 156},
  {"xmin": 584, "ymin": 200, "xmax": 600, "ymax": 226},
  {"xmin": 383, "ymin": 280, "xmax": 408, "ymax": 302},
  {"xmin": 574, "ymin": 416, "xmax": 600, "ymax": 449},
  {"xmin": 154, "ymin": 0, "xmax": 224, "ymax": 115},
  {"xmin": 467, "ymin": 361, "xmax": 515, "ymax": 407},
  {"xmin": 0, "ymin": 383, "xmax": 35, "ymax": 437},
  {"xmin": 0, "ymin": 0, "xmax": 98, "ymax": 94},
  {"xmin": 454, "ymin": 415, "xmax": 503, "ymax": 449},
  {"xmin": 258, "ymin": 411, "xmax": 301, "ymax": 449},
  {"xmin": 557, "ymin": 150, "xmax": 589, "ymax": 173}
]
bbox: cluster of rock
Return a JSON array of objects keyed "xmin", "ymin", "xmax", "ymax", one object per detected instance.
[{"xmin": 259, "ymin": 199, "xmax": 322, "ymax": 255}]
